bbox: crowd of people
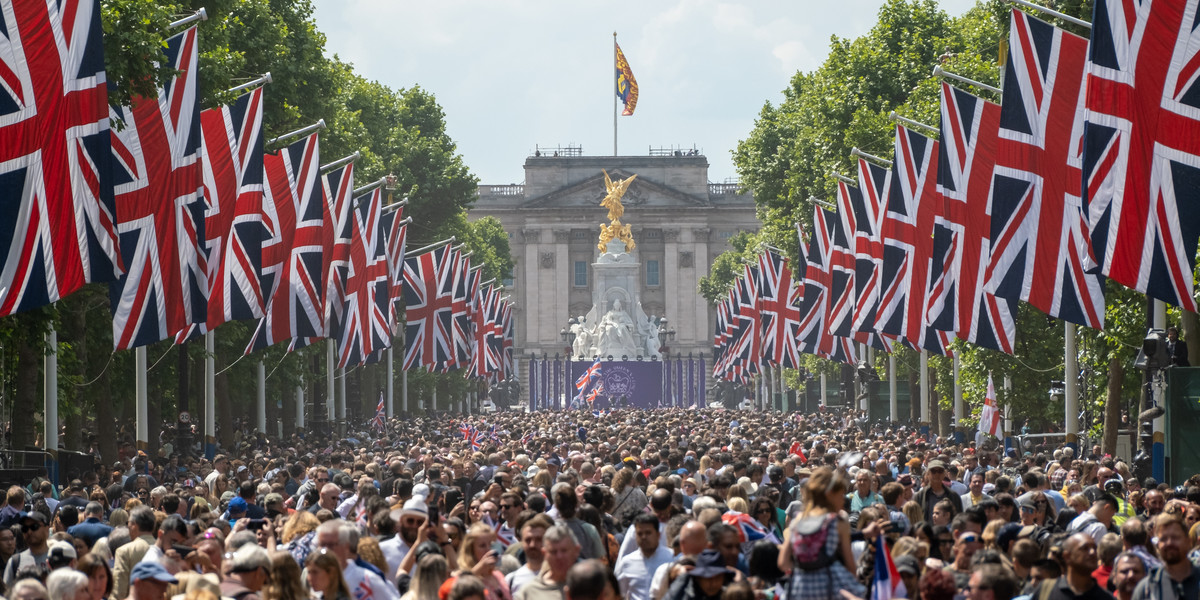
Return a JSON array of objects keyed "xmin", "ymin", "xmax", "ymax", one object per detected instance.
[{"xmin": 0, "ymin": 406, "xmax": 1196, "ymax": 600}]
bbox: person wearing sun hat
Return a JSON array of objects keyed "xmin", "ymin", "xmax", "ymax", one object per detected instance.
[{"xmin": 129, "ymin": 562, "xmax": 177, "ymax": 600}]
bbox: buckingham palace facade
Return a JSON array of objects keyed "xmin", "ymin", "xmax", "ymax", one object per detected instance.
[{"xmin": 468, "ymin": 149, "xmax": 760, "ymax": 368}]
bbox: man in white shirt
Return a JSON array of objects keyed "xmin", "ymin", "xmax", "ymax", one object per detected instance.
[
  {"xmin": 615, "ymin": 514, "xmax": 675, "ymax": 600},
  {"xmin": 316, "ymin": 520, "xmax": 399, "ymax": 600},
  {"xmin": 507, "ymin": 514, "xmax": 553, "ymax": 595}
]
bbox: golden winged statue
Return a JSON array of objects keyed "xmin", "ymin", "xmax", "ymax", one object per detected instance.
[{"xmin": 597, "ymin": 170, "xmax": 638, "ymax": 252}]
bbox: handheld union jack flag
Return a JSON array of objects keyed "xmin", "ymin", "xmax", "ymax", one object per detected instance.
[
  {"xmin": 986, "ymin": 9, "xmax": 1104, "ymax": 329},
  {"xmin": 519, "ymin": 430, "xmax": 534, "ymax": 447},
  {"xmin": 109, "ymin": 26, "xmax": 205, "ymax": 349},
  {"xmin": 721, "ymin": 511, "xmax": 778, "ymax": 545},
  {"xmin": 928, "ymin": 83, "xmax": 1016, "ymax": 353},
  {"xmin": 575, "ymin": 359, "xmax": 603, "ymax": 392},
  {"xmin": 458, "ymin": 421, "xmax": 475, "ymax": 439},
  {"xmin": 200, "ymin": 87, "xmax": 266, "ymax": 332},
  {"xmin": 247, "ymin": 131, "xmax": 324, "ymax": 354},
  {"xmin": 878, "ymin": 125, "xmax": 952, "ymax": 355},
  {"xmin": 371, "ymin": 391, "xmax": 386, "ymax": 433},
  {"xmin": 0, "ymin": 0, "xmax": 122, "ymax": 316},
  {"xmin": 1082, "ymin": 0, "xmax": 1200, "ymax": 311},
  {"xmin": 402, "ymin": 245, "xmax": 456, "ymax": 371},
  {"xmin": 585, "ymin": 380, "xmax": 605, "ymax": 405}
]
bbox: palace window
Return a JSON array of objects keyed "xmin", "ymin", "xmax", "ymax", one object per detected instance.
[
  {"xmin": 646, "ymin": 260, "xmax": 660, "ymax": 287},
  {"xmin": 573, "ymin": 261, "xmax": 588, "ymax": 287}
]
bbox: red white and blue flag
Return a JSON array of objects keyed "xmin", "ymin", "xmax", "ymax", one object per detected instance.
[
  {"xmin": 828, "ymin": 182, "xmax": 859, "ymax": 338},
  {"xmin": 334, "ymin": 187, "xmax": 391, "ymax": 367},
  {"xmin": 199, "ymin": 87, "xmax": 266, "ymax": 332},
  {"xmin": 371, "ymin": 391, "xmax": 386, "ymax": 433},
  {"xmin": 576, "ymin": 359, "xmax": 603, "ymax": 392},
  {"xmin": 757, "ymin": 251, "xmax": 799, "ymax": 369},
  {"xmin": 928, "ymin": 83, "xmax": 1016, "ymax": 354},
  {"xmin": 0, "ymin": 0, "xmax": 122, "ymax": 316},
  {"xmin": 852, "ymin": 158, "xmax": 889, "ymax": 334},
  {"xmin": 1082, "ymin": 0, "xmax": 1200, "ymax": 311},
  {"xmin": 402, "ymin": 245, "xmax": 456, "ymax": 371},
  {"xmin": 247, "ymin": 131, "xmax": 324, "ymax": 353},
  {"xmin": 871, "ymin": 537, "xmax": 907, "ymax": 600},
  {"xmin": 450, "ymin": 250, "xmax": 473, "ymax": 369},
  {"xmin": 878, "ymin": 125, "xmax": 952, "ymax": 355},
  {"xmin": 987, "ymin": 9, "xmax": 1104, "ymax": 329},
  {"xmin": 380, "ymin": 207, "xmax": 407, "ymax": 334},
  {"xmin": 109, "ymin": 26, "xmax": 205, "ymax": 349},
  {"xmin": 721, "ymin": 511, "xmax": 778, "ymax": 545},
  {"xmin": 585, "ymin": 380, "xmax": 605, "ymax": 406}
]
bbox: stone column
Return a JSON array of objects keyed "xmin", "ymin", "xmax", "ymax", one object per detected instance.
[
  {"xmin": 663, "ymin": 228, "xmax": 680, "ymax": 339},
  {"xmin": 521, "ymin": 228, "xmax": 541, "ymax": 348},
  {"xmin": 553, "ymin": 229, "xmax": 571, "ymax": 346},
  {"xmin": 691, "ymin": 228, "xmax": 710, "ymax": 347}
]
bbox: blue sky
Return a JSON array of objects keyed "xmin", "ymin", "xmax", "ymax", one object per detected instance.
[{"xmin": 312, "ymin": 1, "xmax": 978, "ymax": 187}]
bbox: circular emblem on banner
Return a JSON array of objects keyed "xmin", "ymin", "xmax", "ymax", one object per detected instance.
[{"xmin": 604, "ymin": 366, "xmax": 635, "ymax": 397}]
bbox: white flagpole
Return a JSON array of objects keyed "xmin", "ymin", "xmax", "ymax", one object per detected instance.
[
  {"xmin": 44, "ymin": 326, "xmax": 57, "ymax": 479},
  {"xmin": 205, "ymin": 331, "xmax": 215, "ymax": 458}
]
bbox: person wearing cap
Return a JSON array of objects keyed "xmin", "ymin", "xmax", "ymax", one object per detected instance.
[
  {"xmin": 382, "ymin": 495, "xmax": 428, "ymax": 578},
  {"xmin": 1069, "ymin": 495, "xmax": 1120, "ymax": 546},
  {"xmin": 916, "ymin": 460, "xmax": 962, "ymax": 524},
  {"xmin": 219, "ymin": 544, "xmax": 270, "ymax": 600},
  {"xmin": 57, "ymin": 481, "xmax": 89, "ymax": 515},
  {"xmin": 1103, "ymin": 480, "xmax": 1135, "ymax": 528},
  {"xmin": 895, "ymin": 554, "xmax": 921, "ymax": 599},
  {"xmin": 46, "ymin": 539, "xmax": 76, "ymax": 571},
  {"xmin": 126, "ymin": 562, "xmax": 177, "ymax": 600},
  {"xmin": 4, "ymin": 511, "xmax": 50, "ymax": 589},
  {"xmin": 662, "ymin": 549, "xmax": 734, "ymax": 600}
]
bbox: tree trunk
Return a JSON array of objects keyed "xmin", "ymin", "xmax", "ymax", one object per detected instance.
[
  {"xmin": 1103, "ymin": 357, "xmax": 1124, "ymax": 456},
  {"xmin": 12, "ymin": 313, "xmax": 42, "ymax": 451},
  {"xmin": 1183, "ymin": 310, "xmax": 1200, "ymax": 367}
]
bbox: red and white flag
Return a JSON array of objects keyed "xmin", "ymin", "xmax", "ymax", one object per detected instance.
[{"xmin": 979, "ymin": 374, "xmax": 1000, "ymax": 438}]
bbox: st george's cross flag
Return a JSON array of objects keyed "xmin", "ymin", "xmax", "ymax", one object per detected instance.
[
  {"xmin": 109, "ymin": 26, "xmax": 206, "ymax": 350},
  {"xmin": 247, "ymin": 131, "xmax": 324, "ymax": 354},
  {"xmin": 199, "ymin": 87, "xmax": 267, "ymax": 332},
  {"xmin": 986, "ymin": 9, "xmax": 1105, "ymax": 329},
  {"xmin": 928, "ymin": 83, "xmax": 1017, "ymax": 354},
  {"xmin": 1082, "ymin": 0, "xmax": 1200, "ymax": 311},
  {"xmin": 979, "ymin": 374, "xmax": 1000, "ymax": 438},
  {"xmin": 0, "ymin": 0, "xmax": 123, "ymax": 317}
]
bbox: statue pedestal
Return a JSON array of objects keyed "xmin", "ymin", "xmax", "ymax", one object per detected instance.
[{"xmin": 573, "ymin": 240, "xmax": 661, "ymax": 360}]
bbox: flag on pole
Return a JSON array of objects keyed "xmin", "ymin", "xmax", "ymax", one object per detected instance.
[
  {"xmin": 979, "ymin": 374, "xmax": 1000, "ymax": 438},
  {"xmin": 615, "ymin": 42, "xmax": 639, "ymax": 116},
  {"xmin": 371, "ymin": 391, "xmax": 385, "ymax": 433},
  {"xmin": 871, "ymin": 536, "xmax": 907, "ymax": 600},
  {"xmin": 575, "ymin": 359, "xmax": 603, "ymax": 399}
]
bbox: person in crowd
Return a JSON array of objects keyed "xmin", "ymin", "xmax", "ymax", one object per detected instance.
[
  {"xmin": 614, "ymin": 513, "xmax": 674, "ymax": 600},
  {"xmin": 304, "ymin": 549, "xmax": 352, "ymax": 600},
  {"xmin": 778, "ymin": 466, "xmax": 867, "ymax": 598},
  {"xmin": 1132, "ymin": 514, "xmax": 1200, "ymax": 600},
  {"xmin": 515, "ymin": 524, "xmax": 579, "ymax": 600}
]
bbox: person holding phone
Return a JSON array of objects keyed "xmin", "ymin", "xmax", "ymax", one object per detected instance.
[{"xmin": 439, "ymin": 523, "xmax": 511, "ymax": 600}]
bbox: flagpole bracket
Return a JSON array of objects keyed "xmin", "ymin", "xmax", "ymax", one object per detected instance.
[
  {"xmin": 851, "ymin": 147, "xmax": 893, "ymax": 168},
  {"xmin": 933, "ymin": 66, "xmax": 1002, "ymax": 96},
  {"xmin": 888, "ymin": 111, "xmax": 940, "ymax": 136}
]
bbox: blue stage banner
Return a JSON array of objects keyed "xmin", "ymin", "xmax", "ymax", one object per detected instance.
[{"xmin": 566, "ymin": 360, "xmax": 664, "ymax": 409}]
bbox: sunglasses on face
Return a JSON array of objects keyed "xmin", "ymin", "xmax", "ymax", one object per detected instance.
[{"xmin": 959, "ymin": 534, "xmax": 981, "ymax": 544}]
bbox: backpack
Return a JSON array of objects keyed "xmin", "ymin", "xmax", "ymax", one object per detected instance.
[{"xmin": 791, "ymin": 513, "xmax": 838, "ymax": 571}]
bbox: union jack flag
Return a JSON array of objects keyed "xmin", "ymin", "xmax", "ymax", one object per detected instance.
[
  {"xmin": 246, "ymin": 131, "xmax": 324, "ymax": 354},
  {"xmin": 928, "ymin": 83, "xmax": 1016, "ymax": 354},
  {"xmin": 827, "ymin": 182, "xmax": 859, "ymax": 338},
  {"xmin": 519, "ymin": 430, "xmax": 534, "ymax": 446},
  {"xmin": 878, "ymin": 125, "xmax": 952, "ymax": 355},
  {"xmin": 458, "ymin": 421, "xmax": 475, "ymax": 439},
  {"xmin": 320, "ymin": 163, "xmax": 355, "ymax": 334},
  {"xmin": 333, "ymin": 187, "xmax": 391, "ymax": 368},
  {"xmin": 757, "ymin": 251, "xmax": 798, "ymax": 368},
  {"xmin": 986, "ymin": 9, "xmax": 1105, "ymax": 329},
  {"xmin": 471, "ymin": 284, "xmax": 501, "ymax": 380},
  {"xmin": 466, "ymin": 428, "xmax": 484, "ymax": 451},
  {"xmin": 402, "ymin": 245, "xmax": 455, "ymax": 371},
  {"xmin": 200, "ymin": 87, "xmax": 266, "ymax": 331},
  {"xmin": 721, "ymin": 511, "xmax": 778, "ymax": 545},
  {"xmin": 371, "ymin": 391, "xmax": 386, "ymax": 433},
  {"xmin": 575, "ymin": 359, "xmax": 603, "ymax": 392},
  {"xmin": 852, "ymin": 159, "xmax": 889, "ymax": 334},
  {"xmin": 585, "ymin": 380, "xmax": 605, "ymax": 405},
  {"xmin": 450, "ymin": 250, "xmax": 474, "ymax": 369},
  {"xmin": 0, "ymin": 0, "xmax": 122, "ymax": 316},
  {"xmin": 1082, "ymin": 0, "xmax": 1200, "ymax": 311},
  {"xmin": 807, "ymin": 209, "xmax": 858, "ymax": 365},
  {"xmin": 109, "ymin": 26, "xmax": 205, "ymax": 349},
  {"xmin": 380, "ymin": 208, "xmax": 407, "ymax": 334}
]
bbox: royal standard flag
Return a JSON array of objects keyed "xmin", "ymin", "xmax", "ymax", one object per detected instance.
[{"xmin": 616, "ymin": 42, "xmax": 638, "ymax": 116}]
